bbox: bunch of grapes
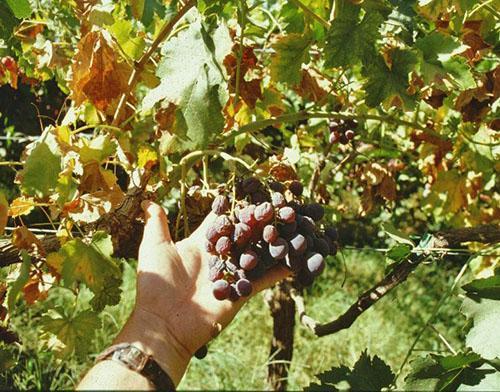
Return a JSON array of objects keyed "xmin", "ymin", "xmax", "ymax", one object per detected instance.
[
  {"xmin": 328, "ymin": 119, "xmax": 357, "ymax": 145},
  {"xmin": 205, "ymin": 177, "xmax": 339, "ymax": 301}
]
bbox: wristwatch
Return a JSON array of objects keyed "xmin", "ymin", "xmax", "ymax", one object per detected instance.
[{"xmin": 96, "ymin": 343, "xmax": 176, "ymax": 391}]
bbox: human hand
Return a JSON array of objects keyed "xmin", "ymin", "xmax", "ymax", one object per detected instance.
[{"xmin": 114, "ymin": 200, "xmax": 290, "ymax": 385}]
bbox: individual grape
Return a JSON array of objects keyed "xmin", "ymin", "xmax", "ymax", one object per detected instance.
[
  {"xmin": 204, "ymin": 240, "xmax": 215, "ymax": 254},
  {"xmin": 324, "ymin": 226, "xmax": 339, "ymax": 241},
  {"xmin": 228, "ymin": 284, "xmax": 240, "ymax": 302},
  {"xmin": 211, "ymin": 195, "xmax": 229, "ymax": 215},
  {"xmin": 339, "ymin": 133, "xmax": 349, "ymax": 145},
  {"xmin": 329, "ymin": 131, "xmax": 340, "ymax": 144},
  {"xmin": 242, "ymin": 177, "xmax": 261, "ymax": 194},
  {"xmin": 329, "ymin": 120, "xmax": 339, "ymax": 130},
  {"xmin": 269, "ymin": 181, "xmax": 286, "ymax": 193},
  {"xmin": 277, "ymin": 206, "xmax": 296, "ymax": 223},
  {"xmin": 235, "ymin": 268, "xmax": 247, "ymax": 281},
  {"xmin": 206, "ymin": 225, "xmax": 221, "ymax": 244},
  {"xmin": 345, "ymin": 119, "xmax": 358, "ymax": 129},
  {"xmin": 345, "ymin": 129, "xmax": 355, "ymax": 140},
  {"xmin": 298, "ymin": 216, "xmax": 316, "ymax": 235},
  {"xmin": 194, "ymin": 345, "xmax": 208, "ymax": 359},
  {"xmin": 269, "ymin": 237, "xmax": 289, "ymax": 259},
  {"xmin": 233, "ymin": 222, "xmax": 252, "ymax": 246},
  {"xmin": 306, "ymin": 235, "xmax": 315, "ymax": 250},
  {"xmin": 271, "ymin": 192, "xmax": 286, "ymax": 208},
  {"xmin": 235, "ymin": 278, "xmax": 253, "ymax": 297},
  {"xmin": 285, "ymin": 253, "xmax": 304, "ymax": 271},
  {"xmin": 279, "ymin": 221, "xmax": 297, "ymax": 237},
  {"xmin": 304, "ymin": 203, "xmax": 324, "ymax": 221},
  {"xmin": 289, "ymin": 180, "xmax": 304, "ymax": 196},
  {"xmin": 290, "ymin": 233, "xmax": 307, "ymax": 254},
  {"xmin": 287, "ymin": 200, "xmax": 301, "ymax": 211},
  {"xmin": 306, "ymin": 253, "xmax": 325, "ymax": 276},
  {"xmin": 240, "ymin": 250, "xmax": 259, "ymax": 271},
  {"xmin": 215, "ymin": 236, "xmax": 232, "ymax": 255},
  {"xmin": 213, "ymin": 279, "xmax": 231, "ymax": 300},
  {"xmin": 263, "ymin": 225, "xmax": 279, "ymax": 243},
  {"xmin": 239, "ymin": 205, "xmax": 257, "ymax": 227},
  {"xmin": 214, "ymin": 214, "xmax": 234, "ymax": 236},
  {"xmin": 314, "ymin": 236, "xmax": 330, "ymax": 257},
  {"xmin": 254, "ymin": 202, "xmax": 274, "ymax": 223},
  {"xmin": 208, "ymin": 256, "xmax": 225, "ymax": 282}
]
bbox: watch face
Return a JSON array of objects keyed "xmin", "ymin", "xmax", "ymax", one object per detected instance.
[{"xmin": 113, "ymin": 346, "xmax": 147, "ymax": 370}]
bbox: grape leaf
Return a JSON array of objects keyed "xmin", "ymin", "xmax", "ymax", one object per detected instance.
[
  {"xmin": 78, "ymin": 134, "xmax": 116, "ymax": 164},
  {"xmin": 6, "ymin": 0, "xmax": 31, "ymax": 19},
  {"xmin": 130, "ymin": 0, "xmax": 145, "ymax": 20},
  {"xmin": 462, "ymin": 270, "xmax": 500, "ymax": 300},
  {"xmin": 0, "ymin": 192, "xmax": 8, "ymax": 235},
  {"xmin": 305, "ymin": 351, "xmax": 394, "ymax": 391},
  {"xmin": 48, "ymin": 232, "xmax": 122, "ymax": 311},
  {"xmin": 430, "ymin": 169, "xmax": 471, "ymax": 214},
  {"xmin": 7, "ymin": 251, "xmax": 31, "ymax": 311},
  {"xmin": 325, "ymin": 6, "xmax": 383, "ymax": 68},
  {"xmin": 41, "ymin": 308, "xmax": 101, "ymax": 358},
  {"xmin": 0, "ymin": 349, "xmax": 16, "ymax": 371},
  {"xmin": 461, "ymin": 297, "xmax": 500, "ymax": 360},
  {"xmin": 404, "ymin": 352, "xmax": 491, "ymax": 391},
  {"xmin": 143, "ymin": 19, "xmax": 230, "ymax": 149},
  {"xmin": 363, "ymin": 50, "xmax": 417, "ymax": 108},
  {"xmin": 270, "ymin": 33, "xmax": 312, "ymax": 85},
  {"xmin": 20, "ymin": 142, "xmax": 61, "ymax": 198}
]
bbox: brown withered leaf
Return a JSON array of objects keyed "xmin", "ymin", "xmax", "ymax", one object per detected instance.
[
  {"xmin": 0, "ymin": 325, "xmax": 19, "ymax": 344},
  {"xmin": 223, "ymin": 45, "xmax": 262, "ymax": 109},
  {"xmin": 80, "ymin": 162, "xmax": 119, "ymax": 194},
  {"xmin": 270, "ymin": 163, "xmax": 298, "ymax": 182},
  {"xmin": 424, "ymin": 88, "xmax": 447, "ymax": 109},
  {"xmin": 462, "ymin": 31, "xmax": 491, "ymax": 63},
  {"xmin": 155, "ymin": 102, "xmax": 177, "ymax": 132},
  {"xmin": 359, "ymin": 163, "xmax": 397, "ymax": 215},
  {"xmin": 294, "ymin": 69, "xmax": 328, "ymax": 103},
  {"xmin": 67, "ymin": 191, "xmax": 124, "ymax": 224},
  {"xmin": 70, "ymin": 30, "xmax": 132, "ymax": 114},
  {"xmin": 22, "ymin": 277, "xmax": 49, "ymax": 305},
  {"xmin": 12, "ymin": 227, "xmax": 45, "ymax": 256},
  {"xmin": 411, "ymin": 130, "xmax": 453, "ymax": 170}
]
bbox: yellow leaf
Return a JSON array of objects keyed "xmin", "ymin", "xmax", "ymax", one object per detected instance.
[{"xmin": 0, "ymin": 193, "xmax": 8, "ymax": 235}]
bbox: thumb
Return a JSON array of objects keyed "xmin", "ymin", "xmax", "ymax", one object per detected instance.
[{"xmin": 141, "ymin": 200, "xmax": 172, "ymax": 245}]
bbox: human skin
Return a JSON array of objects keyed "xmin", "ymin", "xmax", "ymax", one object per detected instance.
[{"xmin": 78, "ymin": 200, "xmax": 289, "ymax": 390}]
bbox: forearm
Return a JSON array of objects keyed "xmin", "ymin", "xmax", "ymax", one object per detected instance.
[{"xmin": 78, "ymin": 309, "xmax": 192, "ymax": 390}]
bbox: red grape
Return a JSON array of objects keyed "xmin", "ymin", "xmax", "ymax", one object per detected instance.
[
  {"xmin": 324, "ymin": 226, "xmax": 338, "ymax": 241},
  {"xmin": 205, "ymin": 240, "xmax": 215, "ymax": 253},
  {"xmin": 239, "ymin": 205, "xmax": 257, "ymax": 226},
  {"xmin": 269, "ymin": 181, "xmax": 286, "ymax": 193},
  {"xmin": 345, "ymin": 129, "xmax": 355, "ymax": 140},
  {"xmin": 306, "ymin": 253, "xmax": 325, "ymax": 276},
  {"xmin": 314, "ymin": 236, "xmax": 330, "ymax": 257},
  {"xmin": 339, "ymin": 133, "xmax": 349, "ymax": 145},
  {"xmin": 212, "ymin": 195, "xmax": 229, "ymax": 215},
  {"xmin": 242, "ymin": 177, "xmax": 260, "ymax": 194},
  {"xmin": 214, "ymin": 214, "xmax": 234, "ymax": 236},
  {"xmin": 208, "ymin": 256, "xmax": 225, "ymax": 282},
  {"xmin": 206, "ymin": 225, "xmax": 221, "ymax": 244},
  {"xmin": 304, "ymin": 203, "xmax": 324, "ymax": 221},
  {"xmin": 289, "ymin": 181, "xmax": 303, "ymax": 196},
  {"xmin": 271, "ymin": 192, "xmax": 286, "ymax": 208},
  {"xmin": 215, "ymin": 236, "xmax": 232, "ymax": 255},
  {"xmin": 235, "ymin": 278, "xmax": 253, "ymax": 297},
  {"xmin": 329, "ymin": 131, "xmax": 340, "ymax": 144},
  {"xmin": 277, "ymin": 206, "xmax": 295, "ymax": 223},
  {"xmin": 233, "ymin": 222, "xmax": 252, "ymax": 245},
  {"xmin": 290, "ymin": 233, "xmax": 307, "ymax": 254},
  {"xmin": 240, "ymin": 250, "xmax": 259, "ymax": 270},
  {"xmin": 269, "ymin": 237, "xmax": 289, "ymax": 259},
  {"xmin": 213, "ymin": 279, "xmax": 231, "ymax": 300},
  {"xmin": 263, "ymin": 225, "xmax": 279, "ymax": 243},
  {"xmin": 254, "ymin": 202, "xmax": 274, "ymax": 223}
]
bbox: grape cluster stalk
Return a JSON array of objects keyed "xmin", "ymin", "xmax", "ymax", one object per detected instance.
[{"xmin": 205, "ymin": 177, "xmax": 339, "ymax": 301}]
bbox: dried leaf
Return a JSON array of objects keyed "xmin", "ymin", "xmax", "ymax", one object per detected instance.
[
  {"xmin": 294, "ymin": 69, "xmax": 328, "ymax": 103},
  {"xmin": 12, "ymin": 227, "xmax": 45, "ymax": 256},
  {"xmin": 0, "ymin": 193, "xmax": 8, "ymax": 235},
  {"xmin": 70, "ymin": 30, "xmax": 132, "ymax": 114}
]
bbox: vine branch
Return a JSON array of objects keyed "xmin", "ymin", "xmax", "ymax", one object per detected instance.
[{"xmin": 292, "ymin": 224, "xmax": 500, "ymax": 337}]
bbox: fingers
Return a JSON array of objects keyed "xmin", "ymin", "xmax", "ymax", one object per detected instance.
[
  {"xmin": 141, "ymin": 200, "xmax": 172, "ymax": 245},
  {"xmin": 189, "ymin": 212, "xmax": 218, "ymax": 242}
]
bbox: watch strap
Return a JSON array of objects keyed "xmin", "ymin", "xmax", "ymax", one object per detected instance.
[{"xmin": 96, "ymin": 343, "xmax": 176, "ymax": 391}]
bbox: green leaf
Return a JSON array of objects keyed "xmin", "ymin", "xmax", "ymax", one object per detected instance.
[
  {"xmin": 270, "ymin": 33, "xmax": 312, "ymax": 85},
  {"xmin": 381, "ymin": 222, "xmax": 415, "ymax": 246},
  {"xmin": 0, "ymin": 349, "xmax": 16, "ymax": 372},
  {"xmin": 143, "ymin": 19, "xmax": 231, "ymax": 149},
  {"xmin": 363, "ymin": 50, "xmax": 417, "ymax": 108},
  {"xmin": 305, "ymin": 351, "xmax": 394, "ymax": 391},
  {"xmin": 55, "ymin": 232, "xmax": 122, "ymax": 311},
  {"xmin": 20, "ymin": 142, "xmax": 62, "ymax": 198},
  {"xmin": 325, "ymin": 7, "xmax": 383, "ymax": 68},
  {"xmin": 79, "ymin": 134, "xmax": 117, "ymax": 164},
  {"xmin": 462, "ymin": 271, "xmax": 500, "ymax": 300},
  {"xmin": 404, "ymin": 352, "xmax": 490, "ymax": 391},
  {"xmin": 461, "ymin": 298, "xmax": 500, "ymax": 360},
  {"xmin": 41, "ymin": 309, "xmax": 101, "ymax": 358},
  {"xmin": 387, "ymin": 244, "xmax": 412, "ymax": 262},
  {"xmin": 108, "ymin": 19, "xmax": 146, "ymax": 61},
  {"xmin": 7, "ymin": 251, "xmax": 31, "ymax": 311},
  {"xmin": 130, "ymin": 0, "xmax": 145, "ymax": 20},
  {"xmin": 5, "ymin": 0, "xmax": 31, "ymax": 19},
  {"xmin": 415, "ymin": 32, "xmax": 474, "ymax": 90}
]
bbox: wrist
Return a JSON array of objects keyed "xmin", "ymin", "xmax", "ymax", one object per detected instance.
[{"xmin": 114, "ymin": 308, "xmax": 192, "ymax": 386}]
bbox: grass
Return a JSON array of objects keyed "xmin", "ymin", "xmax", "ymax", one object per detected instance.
[{"xmin": 0, "ymin": 250, "xmax": 466, "ymax": 390}]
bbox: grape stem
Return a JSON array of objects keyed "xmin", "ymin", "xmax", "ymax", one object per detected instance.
[{"xmin": 289, "ymin": 224, "xmax": 500, "ymax": 338}]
